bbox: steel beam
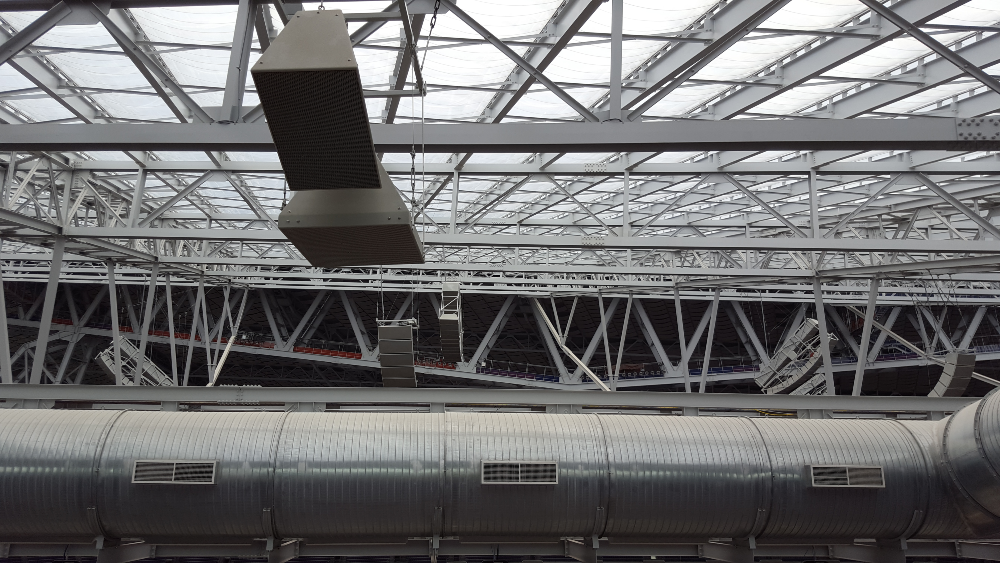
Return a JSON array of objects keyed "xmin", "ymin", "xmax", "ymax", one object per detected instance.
[
  {"xmin": 219, "ymin": 0, "xmax": 255, "ymax": 122},
  {"xmin": 571, "ymin": 297, "xmax": 619, "ymax": 382},
  {"xmin": 437, "ymin": 0, "xmax": 598, "ymax": 122},
  {"xmin": 32, "ymin": 228, "xmax": 1000, "ymax": 254},
  {"xmin": 0, "ymin": 0, "xmax": 71, "ymax": 67},
  {"xmin": 862, "ymin": 305, "xmax": 900, "ymax": 363},
  {"xmin": 49, "ymin": 159, "xmax": 1000, "ymax": 175},
  {"xmin": 623, "ymin": 0, "xmax": 791, "ymax": 120},
  {"xmin": 858, "ymin": 0, "xmax": 1000, "ymax": 97},
  {"xmin": 708, "ymin": 0, "xmax": 969, "ymax": 119},
  {"xmin": 464, "ymin": 295, "xmax": 516, "ymax": 369},
  {"xmin": 2, "ymin": 119, "xmax": 997, "ymax": 153},
  {"xmin": 339, "ymin": 291, "xmax": 373, "ymax": 359},
  {"xmin": 633, "ymin": 299, "xmax": 671, "ymax": 375},
  {"xmin": 531, "ymin": 301, "xmax": 570, "ymax": 382}
]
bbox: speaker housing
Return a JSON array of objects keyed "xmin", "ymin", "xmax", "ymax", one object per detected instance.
[
  {"xmin": 278, "ymin": 164, "xmax": 424, "ymax": 267},
  {"xmin": 251, "ymin": 9, "xmax": 380, "ymax": 191}
]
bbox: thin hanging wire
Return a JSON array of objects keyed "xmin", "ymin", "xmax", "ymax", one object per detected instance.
[
  {"xmin": 417, "ymin": 1, "xmax": 440, "ymax": 245},
  {"xmin": 379, "ymin": 266, "xmax": 385, "ymax": 321},
  {"xmin": 408, "ymin": 1, "xmax": 441, "ymax": 212}
]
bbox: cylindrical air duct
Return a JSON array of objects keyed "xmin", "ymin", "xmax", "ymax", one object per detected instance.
[{"xmin": 3, "ymin": 392, "xmax": 1000, "ymax": 543}]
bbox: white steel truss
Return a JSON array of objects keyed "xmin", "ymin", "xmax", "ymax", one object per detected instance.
[{"xmin": 2, "ymin": 0, "xmax": 1000, "ymax": 395}]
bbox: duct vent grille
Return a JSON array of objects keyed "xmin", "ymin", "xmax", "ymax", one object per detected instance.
[
  {"xmin": 810, "ymin": 465, "xmax": 884, "ymax": 488},
  {"xmin": 482, "ymin": 461, "xmax": 558, "ymax": 484},
  {"xmin": 133, "ymin": 460, "xmax": 217, "ymax": 484}
]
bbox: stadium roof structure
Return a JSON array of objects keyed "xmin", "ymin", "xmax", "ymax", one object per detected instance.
[
  {"xmin": 4, "ymin": 0, "xmax": 1000, "ymax": 396},
  {"xmin": 0, "ymin": 0, "xmax": 998, "ymax": 295}
]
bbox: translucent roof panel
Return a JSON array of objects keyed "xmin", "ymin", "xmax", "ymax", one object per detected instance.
[{"xmin": 2, "ymin": 0, "xmax": 998, "ymax": 250}]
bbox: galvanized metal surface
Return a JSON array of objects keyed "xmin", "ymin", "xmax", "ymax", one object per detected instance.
[
  {"xmin": 4, "ymin": 396, "xmax": 1000, "ymax": 542},
  {"xmin": 97, "ymin": 411, "xmax": 285, "ymax": 541},
  {"xmin": 0, "ymin": 384, "xmax": 979, "ymax": 413},
  {"xmin": 0, "ymin": 409, "xmax": 121, "ymax": 539},
  {"xmin": 600, "ymin": 415, "xmax": 767, "ymax": 538}
]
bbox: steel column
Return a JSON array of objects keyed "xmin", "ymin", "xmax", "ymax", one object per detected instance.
[
  {"xmin": 106, "ymin": 260, "xmax": 123, "ymax": 385},
  {"xmin": 813, "ymin": 278, "xmax": 836, "ymax": 396},
  {"xmin": 182, "ymin": 278, "xmax": 205, "ymax": 386},
  {"xmin": 449, "ymin": 170, "xmax": 459, "ymax": 234},
  {"xmin": 609, "ymin": 0, "xmax": 622, "ymax": 121},
  {"xmin": 852, "ymin": 277, "xmax": 881, "ymax": 396},
  {"xmin": 611, "ymin": 293, "xmax": 633, "ymax": 391},
  {"xmin": 673, "ymin": 284, "xmax": 688, "ymax": 390},
  {"xmin": 126, "ymin": 169, "xmax": 147, "ymax": 228},
  {"xmin": 339, "ymin": 291, "xmax": 373, "ymax": 359},
  {"xmin": 220, "ymin": 0, "xmax": 255, "ymax": 122},
  {"xmin": 633, "ymin": 299, "xmax": 670, "ymax": 376},
  {"xmin": 959, "ymin": 305, "xmax": 988, "ymax": 350},
  {"xmin": 134, "ymin": 262, "xmax": 159, "ymax": 384},
  {"xmin": 572, "ymin": 297, "xmax": 620, "ymax": 381},
  {"xmin": 866, "ymin": 306, "xmax": 902, "ymax": 363},
  {"xmin": 28, "ymin": 237, "xmax": 63, "ymax": 385},
  {"xmin": 464, "ymin": 295, "xmax": 515, "ymax": 369},
  {"xmin": 165, "ymin": 274, "xmax": 178, "ymax": 385},
  {"xmin": 698, "ymin": 288, "xmax": 720, "ymax": 393},
  {"xmin": 0, "ymin": 256, "xmax": 10, "ymax": 383},
  {"xmin": 531, "ymin": 302, "xmax": 570, "ymax": 382}
]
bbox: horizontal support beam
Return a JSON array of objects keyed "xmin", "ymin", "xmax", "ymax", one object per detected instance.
[
  {"xmin": 0, "ymin": 383, "xmax": 975, "ymax": 413},
  {"xmin": 5, "ymin": 267, "xmax": 1000, "ymax": 302},
  {"xmin": 59, "ymin": 159, "xmax": 1000, "ymax": 176},
  {"xmin": 0, "ymin": 119, "xmax": 995, "ymax": 153},
  {"xmin": 38, "ymin": 228, "xmax": 1000, "ymax": 254}
]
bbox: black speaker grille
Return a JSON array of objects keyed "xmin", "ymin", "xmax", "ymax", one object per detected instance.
[{"xmin": 253, "ymin": 69, "xmax": 381, "ymax": 190}]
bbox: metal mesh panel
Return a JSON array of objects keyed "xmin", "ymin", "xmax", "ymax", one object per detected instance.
[
  {"xmin": 811, "ymin": 465, "xmax": 884, "ymax": 488},
  {"xmin": 132, "ymin": 461, "xmax": 175, "ymax": 483},
  {"xmin": 482, "ymin": 462, "xmax": 558, "ymax": 484},
  {"xmin": 253, "ymin": 69, "xmax": 380, "ymax": 191},
  {"xmin": 482, "ymin": 462, "xmax": 521, "ymax": 483},
  {"xmin": 520, "ymin": 463, "xmax": 558, "ymax": 483},
  {"xmin": 811, "ymin": 466, "xmax": 849, "ymax": 486},
  {"xmin": 848, "ymin": 467, "xmax": 885, "ymax": 487},
  {"xmin": 132, "ymin": 461, "xmax": 216, "ymax": 484},
  {"xmin": 173, "ymin": 462, "xmax": 216, "ymax": 483}
]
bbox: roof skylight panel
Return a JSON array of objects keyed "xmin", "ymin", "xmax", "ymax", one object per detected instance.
[
  {"xmin": 515, "ymin": 4, "xmax": 690, "ymax": 116},
  {"xmin": 877, "ymin": 78, "xmax": 999, "ymax": 116},
  {"xmin": 639, "ymin": 82, "xmax": 728, "ymax": 118},
  {"xmin": 85, "ymin": 151, "xmax": 136, "ymax": 161},
  {"xmin": 0, "ymin": 86, "xmax": 75, "ymax": 123},
  {"xmin": 926, "ymin": 2, "xmax": 1000, "ymax": 31},
  {"xmin": 388, "ymin": 0, "xmax": 561, "ymax": 123},
  {"xmin": 129, "ymin": 6, "xmax": 244, "ymax": 111},
  {"xmin": 751, "ymin": 81, "xmax": 854, "ymax": 116},
  {"xmin": 464, "ymin": 153, "xmax": 534, "ymax": 164}
]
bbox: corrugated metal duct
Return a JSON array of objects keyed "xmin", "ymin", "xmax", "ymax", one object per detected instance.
[{"xmin": 4, "ymin": 392, "xmax": 1000, "ymax": 543}]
